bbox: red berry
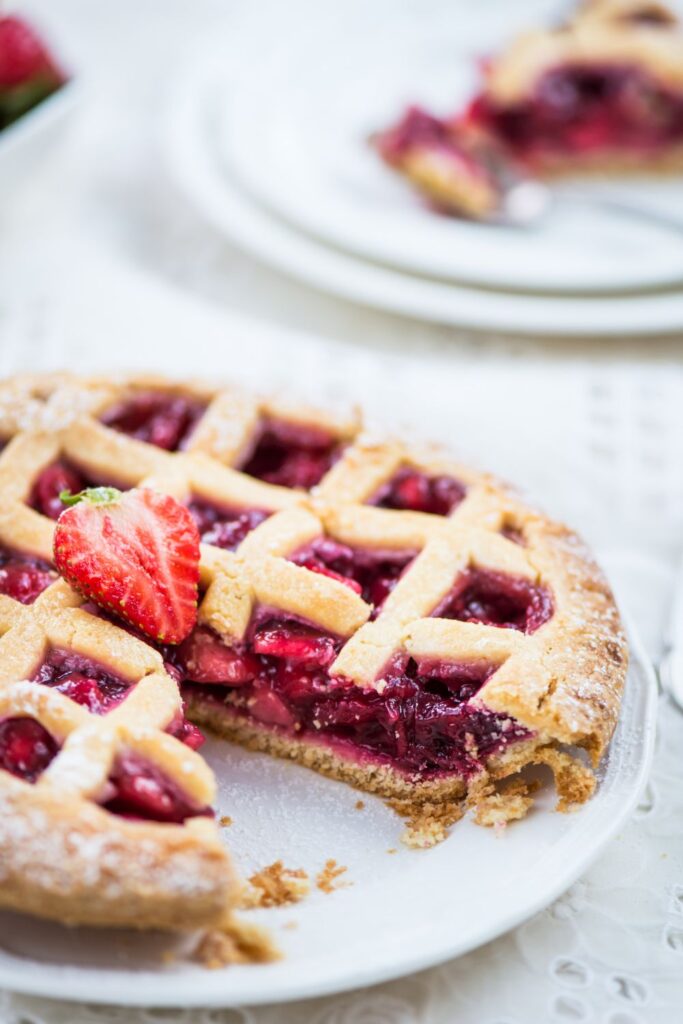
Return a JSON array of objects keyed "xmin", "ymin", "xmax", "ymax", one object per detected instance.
[
  {"xmin": 53, "ymin": 487, "xmax": 201, "ymax": 645},
  {"xmin": 252, "ymin": 621, "xmax": 337, "ymax": 667},
  {"xmin": 0, "ymin": 16, "xmax": 63, "ymax": 88},
  {"xmin": 32, "ymin": 462, "xmax": 85, "ymax": 520},
  {"xmin": 0, "ymin": 717, "xmax": 58, "ymax": 782},
  {"xmin": 178, "ymin": 627, "xmax": 258, "ymax": 685},
  {"xmin": 0, "ymin": 562, "xmax": 54, "ymax": 604},
  {"xmin": 105, "ymin": 754, "xmax": 199, "ymax": 823}
]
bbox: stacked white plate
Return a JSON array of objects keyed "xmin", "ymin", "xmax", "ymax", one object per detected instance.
[{"xmin": 163, "ymin": 0, "xmax": 683, "ymax": 337}]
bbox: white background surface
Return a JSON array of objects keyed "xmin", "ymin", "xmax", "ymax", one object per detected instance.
[{"xmin": 0, "ymin": 0, "xmax": 682, "ymax": 1021}]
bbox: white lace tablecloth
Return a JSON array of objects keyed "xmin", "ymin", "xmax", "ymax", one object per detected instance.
[{"xmin": 1, "ymin": 0, "xmax": 683, "ymax": 1020}]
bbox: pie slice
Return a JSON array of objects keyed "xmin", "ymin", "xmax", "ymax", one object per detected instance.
[
  {"xmin": 372, "ymin": 106, "xmax": 505, "ymax": 218},
  {"xmin": 0, "ymin": 372, "xmax": 627, "ymax": 934},
  {"xmin": 463, "ymin": 0, "xmax": 683, "ymax": 175}
]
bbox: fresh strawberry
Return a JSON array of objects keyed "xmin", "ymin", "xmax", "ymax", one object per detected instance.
[
  {"xmin": 0, "ymin": 15, "xmax": 63, "ymax": 88},
  {"xmin": 0, "ymin": 15, "xmax": 66, "ymax": 129},
  {"xmin": 53, "ymin": 487, "xmax": 200, "ymax": 645}
]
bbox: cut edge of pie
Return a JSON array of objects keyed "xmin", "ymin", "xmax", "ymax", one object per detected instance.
[
  {"xmin": 463, "ymin": 0, "xmax": 683, "ymax": 177},
  {"xmin": 0, "ymin": 371, "xmax": 628, "ymax": 936}
]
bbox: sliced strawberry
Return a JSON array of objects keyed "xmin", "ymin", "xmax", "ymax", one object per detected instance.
[
  {"xmin": 177, "ymin": 626, "xmax": 258, "ymax": 685},
  {"xmin": 249, "ymin": 684, "xmax": 296, "ymax": 727},
  {"xmin": 252, "ymin": 620, "xmax": 338, "ymax": 667},
  {"xmin": 53, "ymin": 487, "xmax": 200, "ymax": 645}
]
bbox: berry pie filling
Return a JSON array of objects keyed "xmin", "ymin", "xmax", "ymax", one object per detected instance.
[
  {"xmin": 0, "ymin": 544, "xmax": 55, "ymax": 603},
  {"xmin": 102, "ymin": 752, "xmax": 211, "ymax": 824},
  {"xmin": 0, "ymin": 716, "xmax": 59, "ymax": 782},
  {"xmin": 30, "ymin": 460, "xmax": 127, "ymax": 520},
  {"xmin": 241, "ymin": 419, "xmax": 342, "ymax": 489},
  {"xmin": 290, "ymin": 537, "xmax": 415, "ymax": 611},
  {"xmin": 65, "ymin": 607, "xmax": 206, "ymax": 749},
  {"xmin": 175, "ymin": 613, "xmax": 535, "ymax": 779},
  {"xmin": 432, "ymin": 569, "xmax": 553, "ymax": 634},
  {"xmin": 187, "ymin": 498, "xmax": 270, "ymax": 550},
  {"xmin": 371, "ymin": 468, "xmax": 466, "ymax": 516},
  {"xmin": 467, "ymin": 62, "xmax": 683, "ymax": 164},
  {"xmin": 100, "ymin": 391, "xmax": 206, "ymax": 452},
  {"xmin": 31, "ymin": 649, "xmax": 131, "ymax": 714}
]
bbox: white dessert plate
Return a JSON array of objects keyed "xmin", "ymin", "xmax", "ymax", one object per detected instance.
[
  {"xmin": 222, "ymin": 0, "xmax": 683, "ymax": 295},
  {"xmin": 163, "ymin": 60, "xmax": 683, "ymax": 337},
  {"xmin": 0, "ymin": 621, "xmax": 656, "ymax": 1008}
]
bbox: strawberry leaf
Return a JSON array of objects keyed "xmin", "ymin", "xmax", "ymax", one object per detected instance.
[{"xmin": 59, "ymin": 487, "xmax": 122, "ymax": 507}]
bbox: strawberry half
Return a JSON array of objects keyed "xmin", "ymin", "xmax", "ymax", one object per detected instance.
[
  {"xmin": 53, "ymin": 487, "xmax": 200, "ymax": 645},
  {"xmin": 0, "ymin": 16, "xmax": 66, "ymax": 129}
]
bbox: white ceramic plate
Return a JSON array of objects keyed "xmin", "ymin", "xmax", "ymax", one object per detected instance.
[
  {"xmin": 222, "ymin": 0, "xmax": 683, "ymax": 295},
  {"xmin": 163, "ymin": 62, "xmax": 683, "ymax": 337},
  {"xmin": 0, "ymin": 620, "xmax": 656, "ymax": 1008}
]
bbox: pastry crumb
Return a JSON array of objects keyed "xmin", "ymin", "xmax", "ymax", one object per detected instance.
[
  {"xmin": 527, "ymin": 746, "xmax": 595, "ymax": 811},
  {"xmin": 473, "ymin": 790, "xmax": 534, "ymax": 829},
  {"xmin": 355, "ymin": 799, "xmax": 365, "ymax": 810},
  {"xmin": 389, "ymin": 796, "xmax": 466, "ymax": 849},
  {"xmin": 242, "ymin": 860, "xmax": 310, "ymax": 909},
  {"xmin": 387, "ymin": 848, "xmax": 397, "ymax": 855},
  {"xmin": 219, "ymin": 815, "xmax": 233, "ymax": 827},
  {"xmin": 194, "ymin": 916, "xmax": 280, "ymax": 967},
  {"xmin": 282, "ymin": 920, "xmax": 298, "ymax": 931},
  {"xmin": 316, "ymin": 859, "xmax": 350, "ymax": 893}
]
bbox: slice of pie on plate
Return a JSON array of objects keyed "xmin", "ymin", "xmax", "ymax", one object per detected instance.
[
  {"xmin": 464, "ymin": 0, "xmax": 683, "ymax": 175},
  {"xmin": 0, "ymin": 372, "xmax": 627, "ymax": 936},
  {"xmin": 372, "ymin": 106, "xmax": 505, "ymax": 218}
]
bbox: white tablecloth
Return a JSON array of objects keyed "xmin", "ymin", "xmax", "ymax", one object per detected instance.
[{"xmin": 1, "ymin": 1, "xmax": 683, "ymax": 1020}]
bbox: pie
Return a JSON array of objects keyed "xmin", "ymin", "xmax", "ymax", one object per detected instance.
[
  {"xmin": 374, "ymin": 0, "xmax": 683, "ymax": 214},
  {"xmin": 0, "ymin": 372, "xmax": 627, "ymax": 936},
  {"xmin": 372, "ymin": 105, "xmax": 504, "ymax": 218},
  {"xmin": 463, "ymin": 0, "xmax": 683, "ymax": 175}
]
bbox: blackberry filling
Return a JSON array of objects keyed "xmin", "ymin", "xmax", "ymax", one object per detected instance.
[
  {"xmin": 0, "ymin": 717, "xmax": 58, "ymax": 782},
  {"xmin": 175, "ymin": 618, "xmax": 533, "ymax": 778},
  {"xmin": 432, "ymin": 569, "xmax": 553, "ymax": 634},
  {"xmin": 102, "ymin": 752, "xmax": 210, "ymax": 823},
  {"xmin": 100, "ymin": 391, "xmax": 206, "ymax": 452},
  {"xmin": 31, "ymin": 649, "xmax": 131, "ymax": 714},
  {"xmin": 241, "ymin": 419, "xmax": 342, "ymax": 489},
  {"xmin": 187, "ymin": 499, "xmax": 269, "ymax": 550},
  {"xmin": 0, "ymin": 544, "xmax": 55, "ymax": 603},
  {"xmin": 371, "ymin": 468, "xmax": 466, "ymax": 515},
  {"xmin": 290, "ymin": 537, "xmax": 415, "ymax": 611}
]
